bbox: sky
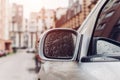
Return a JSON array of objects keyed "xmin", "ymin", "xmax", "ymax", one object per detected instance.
[{"xmin": 9, "ymin": 0, "xmax": 69, "ymax": 18}]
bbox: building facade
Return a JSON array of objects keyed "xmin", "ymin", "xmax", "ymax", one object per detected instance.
[
  {"xmin": 9, "ymin": 3, "xmax": 24, "ymax": 48},
  {"xmin": 0, "ymin": 0, "xmax": 12, "ymax": 52},
  {"xmin": 38, "ymin": 8, "xmax": 55, "ymax": 30},
  {"xmin": 27, "ymin": 8, "xmax": 55, "ymax": 48},
  {"xmin": 27, "ymin": 12, "xmax": 38, "ymax": 48},
  {"xmin": 55, "ymin": 8, "xmax": 67, "ymax": 21},
  {"xmin": 55, "ymin": 0, "xmax": 98, "ymax": 29}
]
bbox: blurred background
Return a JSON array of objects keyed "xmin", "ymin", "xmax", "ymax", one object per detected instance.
[{"xmin": 0, "ymin": 0, "xmax": 98, "ymax": 80}]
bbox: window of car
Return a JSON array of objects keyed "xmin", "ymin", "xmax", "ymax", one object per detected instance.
[
  {"xmin": 104, "ymin": 11, "xmax": 115, "ymax": 18},
  {"xmin": 88, "ymin": 0, "xmax": 120, "ymax": 61},
  {"xmin": 96, "ymin": 23, "xmax": 106, "ymax": 30},
  {"xmin": 113, "ymin": 0, "xmax": 120, "ymax": 6}
]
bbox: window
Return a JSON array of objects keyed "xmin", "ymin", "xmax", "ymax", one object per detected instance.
[
  {"xmin": 88, "ymin": 0, "xmax": 120, "ymax": 57},
  {"xmin": 96, "ymin": 24, "xmax": 106, "ymax": 30},
  {"xmin": 102, "ymin": 0, "xmax": 114, "ymax": 12},
  {"xmin": 105, "ymin": 11, "xmax": 114, "ymax": 18},
  {"xmin": 114, "ymin": 0, "xmax": 120, "ymax": 5},
  {"xmin": 117, "ymin": 19, "xmax": 120, "ymax": 24},
  {"xmin": 119, "ymin": 25, "xmax": 120, "ymax": 28},
  {"xmin": 95, "ymin": 0, "xmax": 120, "ymax": 41},
  {"xmin": 115, "ymin": 0, "xmax": 120, "ymax": 3}
]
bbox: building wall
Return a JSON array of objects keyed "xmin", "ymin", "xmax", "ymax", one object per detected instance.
[
  {"xmin": 0, "ymin": 0, "xmax": 12, "ymax": 52},
  {"xmin": 45, "ymin": 9, "xmax": 55, "ymax": 29},
  {"xmin": 9, "ymin": 3, "xmax": 24, "ymax": 48},
  {"xmin": 0, "ymin": 0, "xmax": 6, "ymax": 39},
  {"xmin": 27, "ymin": 12, "xmax": 38, "ymax": 48},
  {"xmin": 38, "ymin": 8, "xmax": 55, "ymax": 29},
  {"xmin": 56, "ymin": 8, "xmax": 67, "ymax": 20},
  {"xmin": 0, "ymin": 40, "xmax": 5, "ymax": 50},
  {"xmin": 27, "ymin": 9, "xmax": 55, "ymax": 48},
  {"xmin": 55, "ymin": 0, "xmax": 98, "ymax": 29}
]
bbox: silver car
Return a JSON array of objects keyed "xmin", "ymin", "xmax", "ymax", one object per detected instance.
[{"xmin": 38, "ymin": 0, "xmax": 120, "ymax": 80}]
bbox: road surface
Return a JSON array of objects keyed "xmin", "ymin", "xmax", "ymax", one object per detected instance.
[{"xmin": 0, "ymin": 49, "xmax": 37, "ymax": 80}]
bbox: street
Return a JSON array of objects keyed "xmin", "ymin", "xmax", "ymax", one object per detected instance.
[{"xmin": 0, "ymin": 49, "xmax": 37, "ymax": 80}]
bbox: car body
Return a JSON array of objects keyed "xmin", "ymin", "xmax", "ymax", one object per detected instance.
[
  {"xmin": 26, "ymin": 48, "xmax": 36, "ymax": 53},
  {"xmin": 0, "ymin": 50, "xmax": 6, "ymax": 57},
  {"xmin": 38, "ymin": 0, "xmax": 120, "ymax": 80}
]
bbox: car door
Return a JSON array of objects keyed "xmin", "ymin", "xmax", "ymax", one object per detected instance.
[{"xmin": 80, "ymin": 0, "xmax": 120, "ymax": 80}]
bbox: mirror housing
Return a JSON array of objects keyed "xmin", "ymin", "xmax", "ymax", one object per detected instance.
[{"xmin": 38, "ymin": 28, "xmax": 80, "ymax": 61}]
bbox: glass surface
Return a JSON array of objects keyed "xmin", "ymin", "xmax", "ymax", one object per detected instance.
[
  {"xmin": 44, "ymin": 31, "xmax": 77, "ymax": 59},
  {"xmin": 97, "ymin": 40, "xmax": 120, "ymax": 54},
  {"xmin": 92, "ymin": 0, "xmax": 120, "ymax": 55}
]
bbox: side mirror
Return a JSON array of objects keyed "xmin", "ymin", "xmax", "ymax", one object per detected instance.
[{"xmin": 39, "ymin": 28, "xmax": 79, "ymax": 61}]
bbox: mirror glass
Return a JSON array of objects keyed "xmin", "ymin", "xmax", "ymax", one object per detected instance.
[
  {"xmin": 44, "ymin": 31, "xmax": 77, "ymax": 59},
  {"xmin": 97, "ymin": 40, "xmax": 120, "ymax": 55}
]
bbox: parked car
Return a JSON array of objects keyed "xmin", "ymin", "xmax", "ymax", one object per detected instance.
[
  {"xmin": 0, "ymin": 50, "xmax": 6, "ymax": 57},
  {"xmin": 35, "ymin": 39, "xmax": 45, "ymax": 73},
  {"xmin": 34, "ymin": 53, "xmax": 42, "ymax": 73},
  {"xmin": 26, "ymin": 48, "xmax": 36, "ymax": 53},
  {"xmin": 37, "ymin": 0, "xmax": 120, "ymax": 80}
]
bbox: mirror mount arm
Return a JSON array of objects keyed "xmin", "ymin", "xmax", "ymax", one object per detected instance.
[
  {"xmin": 76, "ymin": 34, "xmax": 84, "ymax": 62},
  {"xmin": 81, "ymin": 57, "xmax": 91, "ymax": 62}
]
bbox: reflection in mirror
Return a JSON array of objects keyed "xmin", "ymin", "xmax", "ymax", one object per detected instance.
[
  {"xmin": 44, "ymin": 31, "xmax": 76, "ymax": 59},
  {"xmin": 97, "ymin": 40, "xmax": 120, "ymax": 54}
]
